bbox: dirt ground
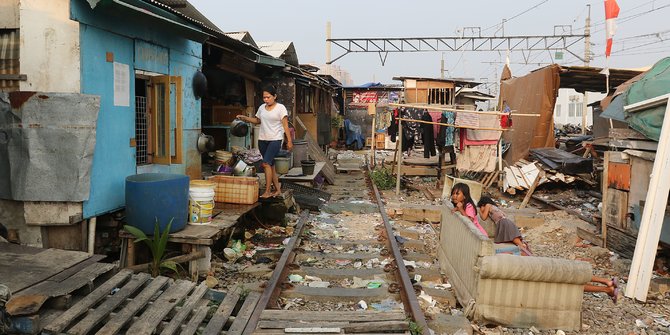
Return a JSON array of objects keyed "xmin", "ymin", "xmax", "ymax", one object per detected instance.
[{"xmin": 385, "ymin": 176, "xmax": 670, "ymax": 335}]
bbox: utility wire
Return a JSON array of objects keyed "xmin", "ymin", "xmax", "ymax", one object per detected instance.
[{"xmin": 482, "ymin": 0, "xmax": 550, "ymax": 32}]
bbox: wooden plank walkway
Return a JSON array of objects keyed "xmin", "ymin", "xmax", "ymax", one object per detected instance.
[{"xmin": 41, "ymin": 272, "xmax": 262, "ymax": 335}]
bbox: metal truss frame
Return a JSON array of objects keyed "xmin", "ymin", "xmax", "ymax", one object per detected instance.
[{"xmin": 326, "ymin": 34, "xmax": 588, "ymax": 65}]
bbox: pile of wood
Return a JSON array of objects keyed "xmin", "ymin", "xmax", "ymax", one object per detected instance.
[{"xmin": 503, "ymin": 159, "xmax": 584, "ymax": 194}]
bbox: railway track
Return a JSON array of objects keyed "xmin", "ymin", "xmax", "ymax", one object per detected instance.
[{"xmin": 243, "ymin": 169, "xmax": 433, "ymax": 335}]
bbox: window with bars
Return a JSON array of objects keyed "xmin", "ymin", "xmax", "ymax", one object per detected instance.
[
  {"xmin": 134, "ymin": 75, "xmax": 183, "ymax": 166},
  {"xmin": 427, "ymin": 88, "xmax": 452, "ymax": 105},
  {"xmin": 0, "ymin": 29, "xmax": 20, "ymax": 91},
  {"xmin": 135, "ymin": 96, "xmax": 148, "ymax": 165}
]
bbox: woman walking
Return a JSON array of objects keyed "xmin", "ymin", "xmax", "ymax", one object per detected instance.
[{"xmin": 236, "ymin": 84, "xmax": 293, "ymax": 198}]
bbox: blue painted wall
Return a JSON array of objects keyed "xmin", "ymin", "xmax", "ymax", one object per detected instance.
[{"xmin": 72, "ymin": 0, "xmax": 203, "ymax": 218}]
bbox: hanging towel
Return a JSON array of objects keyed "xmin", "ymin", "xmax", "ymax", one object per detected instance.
[
  {"xmin": 456, "ymin": 144, "xmax": 497, "ymax": 173},
  {"xmin": 466, "ymin": 113, "xmax": 502, "ymax": 142}
]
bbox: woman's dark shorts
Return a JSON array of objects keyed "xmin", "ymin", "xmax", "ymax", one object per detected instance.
[{"xmin": 258, "ymin": 140, "xmax": 282, "ymax": 166}]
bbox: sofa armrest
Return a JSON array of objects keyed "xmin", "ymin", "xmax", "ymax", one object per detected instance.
[{"xmin": 479, "ymin": 254, "xmax": 592, "ymax": 284}]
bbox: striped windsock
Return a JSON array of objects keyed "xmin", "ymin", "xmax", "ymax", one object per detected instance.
[{"xmin": 604, "ymin": 0, "xmax": 620, "ymax": 59}]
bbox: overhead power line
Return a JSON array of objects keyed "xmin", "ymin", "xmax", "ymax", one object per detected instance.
[{"xmin": 482, "ymin": 0, "xmax": 550, "ymax": 32}]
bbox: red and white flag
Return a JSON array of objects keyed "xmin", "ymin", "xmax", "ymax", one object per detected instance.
[{"xmin": 604, "ymin": 0, "xmax": 620, "ymax": 59}]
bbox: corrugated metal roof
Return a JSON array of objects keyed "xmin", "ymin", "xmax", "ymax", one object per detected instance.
[
  {"xmin": 143, "ymin": 0, "xmax": 223, "ymax": 34},
  {"xmin": 224, "ymin": 31, "xmax": 259, "ymax": 48},
  {"xmin": 392, "ymin": 76, "xmax": 481, "ymax": 87},
  {"xmin": 257, "ymin": 41, "xmax": 299, "ymax": 66}
]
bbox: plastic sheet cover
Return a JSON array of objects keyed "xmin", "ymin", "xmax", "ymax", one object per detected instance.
[{"xmin": 0, "ymin": 92, "xmax": 100, "ymax": 201}]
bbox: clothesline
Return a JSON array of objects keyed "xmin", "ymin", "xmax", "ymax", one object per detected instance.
[
  {"xmin": 389, "ymin": 103, "xmax": 540, "ymax": 117},
  {"xmin": 397, "ymin": 117, "xmax": 510, "ymax": 132}
]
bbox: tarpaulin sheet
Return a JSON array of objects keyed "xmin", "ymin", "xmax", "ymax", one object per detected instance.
[
  {"xmin": 0, "ymin": 92, "xmax": 100, "ymax": 201},
  {"xmin": 624, "ymin": 57, "xmax": 670, "ymax": 141},
  {"xmin": 499, "ymin": 65, "xmax": 559, "ymax": 163},
  {"xmin": 529, "ymin": 147, "xmax": 594, "ymax": 174}
]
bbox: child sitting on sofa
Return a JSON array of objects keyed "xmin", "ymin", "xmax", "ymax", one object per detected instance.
[
  {"xmin": 477, "ymin": 196, "xmax": 532, "ymax": 256},
  {"xmin": 450, "ymin": 183, "xmax": 488, "ymax": 237}
]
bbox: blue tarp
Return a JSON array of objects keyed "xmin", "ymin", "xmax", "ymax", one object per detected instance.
[{"xmin": 344, "ymin": 119, "xmax": 364, "ymax": 149}]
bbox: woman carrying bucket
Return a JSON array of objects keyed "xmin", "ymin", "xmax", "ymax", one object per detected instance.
[{"xmin": 236, "ymin": 84, "xmax": 293, "ymax": 198}]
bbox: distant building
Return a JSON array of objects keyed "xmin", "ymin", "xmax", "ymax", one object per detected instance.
[
  {"xmin": 317, "ymin": 64, "xmax": 354, "ymax": 86},
  {"xmin": 553, "ymin": 88, "xmax": 606, "ymax": 127}
]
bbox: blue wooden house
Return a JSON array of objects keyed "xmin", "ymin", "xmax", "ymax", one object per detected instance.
[{"xmin": 0, "ymin": 0, "xmax": 221, "ymax": 248}]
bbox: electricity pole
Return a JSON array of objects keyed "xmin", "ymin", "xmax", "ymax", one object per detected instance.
[{"xmin": 582, "ymin": 5, "xmax": 591, "ymax": 134}]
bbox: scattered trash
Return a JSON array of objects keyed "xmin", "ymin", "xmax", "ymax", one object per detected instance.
[
  {"xmin": 367, "ymin": 281, "xmax": 383, "ymax": 289},
  {"xmin": 636, "ymin": 319, "xmax": 649, "ymax": 328},
  {"xmin": 223, "ymin": 248, "xmax": 239, "ymax": 261},
  {"xmin": 652, "ymin": 315, "xmax": 670, "ymax": 327},
  {"xmin": 414, "ymin": 274, "xmax": 422, "ymax": 282},
  {"xmin": 308, "ymin": 281, "xmax": 330, "ymax": 288},
  {"xmin": 395, "ymin": 235, "xmax": 408, "ymax": 244},
  {"xmin": 282, "ymin": 238, "xmax": 290, "ymax": 245},
  {"xmin": 357, "ymin": 300, "xmax": 368, "ymax": 310},
  {"xmin": 434, "ymin": 283, "xmax": 451, "ymax": 290},
  {"xmin": 110, "ymin": 288, "xmax": 120, "ymax": 295},
  {"xmin": 205, "ymin": 275, "xmax": 218, "ymax": 288},
  {"xmin": 336, "ymin": 260, "xmax": 351, "ymax": 266},
  {"xmin": 418, "ymin": 291, "xmax": 435, "ymax": 307},
  {"xmin": 255, "ymin": 256, "xmax": 272, "ymax": 264},
  {"xmin": 370, "ymin": 298, "xmax": 402, "ymax": 312},
  {"xmin": 555, "ymin": 330, "xmax": 566, "ymax": 335},
  {"xmin": 529, "ymin": 326, "xmax": 539, "ymax": 333},
  {"xmin": 288, "ymin": 274, "xmax": 304, "ymax": 283}
]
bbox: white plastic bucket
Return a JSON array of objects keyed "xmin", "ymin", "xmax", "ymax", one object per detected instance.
[{"xmin": 189, "ymin": 180, "xmax": 216, "ymax": 225}]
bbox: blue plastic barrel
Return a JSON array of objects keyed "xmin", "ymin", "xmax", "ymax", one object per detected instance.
[{"xmin": 125, "ymin": 173, "xmax": 189, "ymax": 235}]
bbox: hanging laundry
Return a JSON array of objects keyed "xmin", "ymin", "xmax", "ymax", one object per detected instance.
[
  {"xmin": 421, "ymin": 111, "xmax": 436, "ymax": 158},
  {"xmin": 500, "ymin": 102, "xmax": 513, "ymax": 128},
  {"xmin": 387, "ymin": 108, "xmax": 399, "ymax": 142},
  {"xmin": 455, "ymin": 110, "xmax": 479, "ymax": 128},
  {"xmin": 465, "ymin": 113, "xmax": 502, "ymax": 145},
  {"xmin": 456, "ymin": 145, "xmax": 497, "ymax": 173}
]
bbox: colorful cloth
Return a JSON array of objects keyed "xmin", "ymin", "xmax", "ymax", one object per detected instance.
[{"xmin": 465, "ymin": 203, "xmax": 488, "ymax": 236}]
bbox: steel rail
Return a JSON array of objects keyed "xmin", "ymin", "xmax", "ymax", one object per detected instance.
[
  {"xmin": 367, "ymin": 166, "xmax": 430, "ymax": 335},
  {"xmin": 242, "ymin": 210, "xmax": 310, "ymax": 335}
]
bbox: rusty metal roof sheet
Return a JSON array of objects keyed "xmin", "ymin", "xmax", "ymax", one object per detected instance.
[{"xmin": 556, "ymin": 65, "xmax": 644, "ymax": 93}]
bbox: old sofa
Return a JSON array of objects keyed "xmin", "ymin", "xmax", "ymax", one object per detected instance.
[{"xmin": 438, "ymin": 207, "xmax": 593, "ymax": 330}]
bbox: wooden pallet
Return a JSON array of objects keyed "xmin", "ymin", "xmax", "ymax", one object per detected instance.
[{"xmin": 42, "ymin": 270, "xmax": 262, "ymax": 335}]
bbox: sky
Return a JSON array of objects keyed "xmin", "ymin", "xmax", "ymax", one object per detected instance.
[{"xmin": 189, "ymin": 0, "xmax": 669, "ymax": 90}]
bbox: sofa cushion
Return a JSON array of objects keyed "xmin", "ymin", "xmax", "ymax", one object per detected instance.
[{"xmin": 479, "ymin": 254, "xmax": 592, "ymax": 284}]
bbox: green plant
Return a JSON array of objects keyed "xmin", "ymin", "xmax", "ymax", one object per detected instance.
[
  {"xmin": 408, "ymin": 320, "xmax": 423, "ymax": 335},
  {"xmin": 124, "ymin": 219, "xmax": 178, "ymax": 277},
  {"xmin": 331, "ymin": 114, "xmax": 343, "ymax": 129},
  {"xmin": 370, "ymin": 167, "xmax": 395, "ymax": 190}
]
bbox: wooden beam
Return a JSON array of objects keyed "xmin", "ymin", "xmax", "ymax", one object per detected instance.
[
  {"xmin": 519, "ymin": 169, "xmax": 543, "ymax": 209},
  {"xmin": 397, "ymin": 117, "xmax": 508, "ymax": 132},
  {"xmin": 395, "ymin": 120, "xmax": 403, "ymax": 195},
  {"xmin": 625, "ymin": 94, "xmax": 670, "ymax": 302},
  {"xmin": 389, "ymin": 103, "xmax": 531, "ymax": 116}
]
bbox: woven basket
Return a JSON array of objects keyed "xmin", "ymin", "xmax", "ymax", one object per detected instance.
[{"xmin": 207, "ymin": 175, "xmax": 259, "ymax": 204}]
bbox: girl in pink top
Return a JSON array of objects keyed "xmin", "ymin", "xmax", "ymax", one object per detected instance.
[{"xmin": 450, "ymin": 183, "xmax": 488, "ymax": 237}]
